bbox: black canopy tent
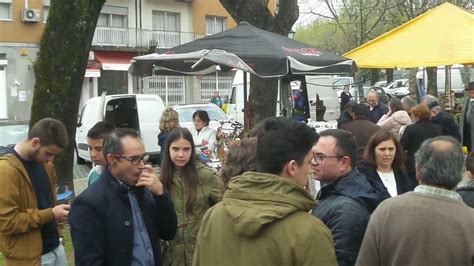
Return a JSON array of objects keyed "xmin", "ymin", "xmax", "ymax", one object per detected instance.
[
  {"xmin": 129, "ymin": 21, "xmax": 357, "ymax": 121},
  {"xmin": 129, "ymin": 21, "xmax": 357, "ymax": 78}
]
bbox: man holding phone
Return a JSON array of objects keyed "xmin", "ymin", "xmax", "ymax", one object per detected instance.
[
  {"xmin": 0, "ymin": 118, "xmax": 70, "ymax": 265},
  {"xmin": 69, "ymin": 128, "xmax": 177, "ymax": 266}
]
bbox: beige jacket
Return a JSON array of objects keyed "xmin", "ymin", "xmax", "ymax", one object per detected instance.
[{"xmin": 0, "ymin": 154, "xmax": 60, "ymax": 266}]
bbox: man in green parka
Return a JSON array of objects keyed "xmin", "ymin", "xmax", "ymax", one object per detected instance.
[{"xmin": 193, "ymin": 117, "xmax": 337, "ymax": 266}]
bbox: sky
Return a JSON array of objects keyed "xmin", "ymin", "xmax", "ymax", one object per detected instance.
[{"xmin": 296, "ymin": 0, "xmax": 332, "ymax": 27}]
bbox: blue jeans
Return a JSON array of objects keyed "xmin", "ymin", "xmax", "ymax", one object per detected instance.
[{"xmin": 41, "ymin": 244, "xmax": 67, "ymax": 266}]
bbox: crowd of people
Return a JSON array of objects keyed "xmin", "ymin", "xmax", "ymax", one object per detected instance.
[{"xmin": 0, "ymin": 82, "xmax": 473, "ymax": 266}]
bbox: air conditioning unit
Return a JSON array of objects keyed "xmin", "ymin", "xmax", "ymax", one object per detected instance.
[{"xmin": 22, "ymin": 9, "xmax": 41, "ymax": 23}]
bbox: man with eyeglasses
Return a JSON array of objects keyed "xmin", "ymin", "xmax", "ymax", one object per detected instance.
[
  {"xmin": 311, "ymin": 129, "xmax": 390, "ymax": 266},
  {"xmin": 69, "ymin": 128, "xmax": 178, "ymax": 266}
]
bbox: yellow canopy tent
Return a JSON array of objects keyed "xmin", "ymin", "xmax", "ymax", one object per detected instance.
[{"xmin": 343, "ymin": 3, "xmax": 474, "ymax": 68}]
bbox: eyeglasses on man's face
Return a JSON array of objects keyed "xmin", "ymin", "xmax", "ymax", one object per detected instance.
[
  {"xmin": 115, "ymin": 154, "xmax": 150, "ymax": 165},
  {"xmin": 312, "ymin": 152, "xmax": 343, "ymax": 164}
]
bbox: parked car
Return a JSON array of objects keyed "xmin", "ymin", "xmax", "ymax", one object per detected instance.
[
  {"xmin": 0, "ymin": 121, "xmax": 29, "ymax": 156},
  {"xmin": 373, "ymin": 80, "xmax": 388, "ymax": 87},
  {"xmin": 75, "ymin": 94, "xmax": 166, "ymax": 164},
  {"xmin": 172, "ymin": 103, "xmax": 242, "ymax": 136},
  {"xmin": 385, "ymin": 79, "xmax": 410, "ymax": 98}
]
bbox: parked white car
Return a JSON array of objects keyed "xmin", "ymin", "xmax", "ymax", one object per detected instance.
[
  {"xmin": 75, "ymin": 94, "xmax": 165, "ymax": 164},
  {"xmin": 385, "ymin": 79, "xmax": 410, "ymax": 98}
]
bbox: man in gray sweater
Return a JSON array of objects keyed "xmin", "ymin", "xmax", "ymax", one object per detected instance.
[{"xmin": 356, "ymin": 136, "xmax": 474, "ymax": 266}]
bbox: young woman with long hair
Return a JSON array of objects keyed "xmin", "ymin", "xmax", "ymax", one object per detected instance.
[{"xmin": 160, "ymin": 127, "xmax": 223, "ymax": 266}]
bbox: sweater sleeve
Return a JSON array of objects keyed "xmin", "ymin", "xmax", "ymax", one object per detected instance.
[{"xmin": 355, "ymin": 206, "xmax": 384, "ymax": 266}]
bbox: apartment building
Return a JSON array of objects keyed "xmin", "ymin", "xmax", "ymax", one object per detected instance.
[{"xmin": 0, "ymin": 0, "xmax": 276, "ymax": 121}]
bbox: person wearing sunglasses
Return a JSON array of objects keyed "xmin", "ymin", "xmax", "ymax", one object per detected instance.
[
  {"xmin": 311, "ymin": 129, "xmax": 390, "ymax": 266},
  {"xmin": 69, "ymin": 128, "xmax": 178, "ymax": 266}
]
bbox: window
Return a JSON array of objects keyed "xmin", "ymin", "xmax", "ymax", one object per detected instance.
[
  {"xmin": 152, "ymin": 11, "xmax": 180, "ymax": 47},
  {"xmin": 0, "ymin": 0, "xmax": 12, "ymax": 20},
  {"xmin": 205, "ymin": 16, "xmax": 227, "ymax": 35},
  {"xmin": 152, "ymin": 11, "xmax": 180, "ymax": 31},
  {"xmin": 43, "ymin": 0, "xmax": 50, "ymax": 22},
  {"xmin": 97, "ymin": 5, "xmax": 127, "ymax": 28}
]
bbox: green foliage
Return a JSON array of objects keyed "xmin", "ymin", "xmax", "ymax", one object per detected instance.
[{"xmin": 295, "ymin": 20, "xmax": 347, "ymax": 54}]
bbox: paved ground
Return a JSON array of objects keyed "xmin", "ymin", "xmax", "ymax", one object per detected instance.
[{"xmin": 72, "ymin": 154, "xmax": 91, "ymax": 196}]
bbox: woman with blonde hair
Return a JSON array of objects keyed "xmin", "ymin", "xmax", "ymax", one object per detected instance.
[
  {"xmin": 158, "ymin": 108, "xmax": 180, "ymax": 153},
  {"xmin": 400, "ymin": 104, "xmax": 442, "ymax": 187}
]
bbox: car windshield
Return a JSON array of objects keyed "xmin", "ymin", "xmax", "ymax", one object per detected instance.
[
  {"xmin": 0, "ymin": 124, "xmax": 29, "ymax": 146},
  {"xmin": 176, "ymin": 105, "xmax": 228, "ymax": 123}
]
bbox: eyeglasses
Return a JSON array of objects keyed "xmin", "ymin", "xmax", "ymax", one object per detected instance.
[
  {"xmin": 116, "ymin": 154, "xmax": 150, "ymax": 165},
  {"xmin": 313, "ymin": 153, "xmax": 344, "ymax": 164}
]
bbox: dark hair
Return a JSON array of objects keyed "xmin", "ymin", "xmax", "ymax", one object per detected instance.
[
  {"xmin": 28, "ymin": 118, "xmax": 68, "ymax": 149},
  {"xmin": 351, "ymin": 103, "xmax": 370, "ymax": 118},
  {"xmin": 319, "ymin": 129, "xmax": 358, "ymax": 168},
  {"xmin": 343, "ymin": 100, "xmax": 357, "ymax": 112},
  {"xmin": 221, "ymin": 137, "xmax": 257, "ymax": 186},
  {"xmin": 160, "ymin": 127, "xmax": 199, "ymax": 214},
  {"xmin": 102, "ymin": 128, "xmax": 141, "ymax": 162},
  {"xmin": 466, "ymin": 152, "xmax": 474, "ymax": 174},
  {"xmin": 256, "ymin": 117, "xmax": 318, "ymax": 174},
  {"xmin": 87, "ymin": 121, "xmax": 115, "ymax": 139},
  {"xmin": 415, "ymin": 136, "xmax": 464, "ymax": 190},
  {"xmin": 467, "ymin": 81, "xmax": 474, "ymax": 91},
  {"xmin": 193, "ymin": 110, "xmax": 210, "ymax": 126},
  {"xmin": 363, "ymin": 129, "xmax": 405, "ymax": 170},
  {"xmin": 410, "ymin": 104, "xmax": 431, "ymax": 122},
  {"xmin": 389, "ymin": 98, "xmax": 404, "ymax": 113}
]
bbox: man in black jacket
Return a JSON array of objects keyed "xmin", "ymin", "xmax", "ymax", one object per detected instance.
[
  {"xmin": 312, "ymin": 129, "xmax": 390, "ymax": 266},
  {"xmin": 422, "ymin": 95, "xmax": 461, "ymax": 142},
  {"xmin": 367, "ymin": 91, "xmax": 389, "ymax": 123},
  {"xmin": 69, "ymin": 128, "xmax": 177, "ymax": 266}
]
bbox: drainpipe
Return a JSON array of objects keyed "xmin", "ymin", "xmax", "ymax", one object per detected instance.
[{"xmin": 25, "ymin": 0, "xmax": 28, "ymax": 9}]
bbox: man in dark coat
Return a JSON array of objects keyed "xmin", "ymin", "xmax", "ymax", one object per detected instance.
[
  {"xmin": 341, "ymin": 104, "xmax": 381, "ymax": 162},
  {"xmin": 367, "ymin": 91, "xmax": 389, "ymax": 123},
  {"xmin": 312, "ymin": 129, "xmax": 390, "ymax": 266},
  {"xmin": 460, "ymin": 81, "xmax": 474, "ymax": 152},
  {"xmin": 422, "ymin": 95, "xmax": 461, "ymax": 142},
  {"xmin": 457, "ymin": 151, "xmax": 474, "ymax": 208},
  {"xmin": 69, "ymin": 128, "xmax": 177, "ymax": 266}
]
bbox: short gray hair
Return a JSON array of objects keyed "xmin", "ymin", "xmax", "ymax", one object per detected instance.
[
  {"xmin": 401, "ymin": 96, "xmax": 416, "ymax": 112},
  {"xmin": 415, "ymin": 136, "xmax": 464, "ymax": 190}
]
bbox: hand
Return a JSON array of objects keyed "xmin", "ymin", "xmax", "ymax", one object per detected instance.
[
  {"xmin": 52, "ymin": 204, "xmax": 70, "ymax": 224},
  {"xmin": 201, "ymin": 139, "xmax": 209, "ymax": 146},
  {"xmin": 136, "ymin": 164, "xmax": 164, "ymax": 196}
]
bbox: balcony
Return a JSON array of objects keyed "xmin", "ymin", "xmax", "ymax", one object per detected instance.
[{"xmin": 92, "ymin": 27, "xmax": 205, "ymax": 49}]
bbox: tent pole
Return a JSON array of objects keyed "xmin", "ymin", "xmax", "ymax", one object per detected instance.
[
  {"xmin": 277, "ymin": 78, "xmax": 281, "ymax": 116},
  {"xmin": 243, "ymin": 71, "xmax": 248, "ymax": 108},
  {"xmin": 215, "ymin": 70, "xmax": 219, "ymax": 92},
  {"xmin": 165, "ymin": 76, "xmax": 169, "ymax": 106}
]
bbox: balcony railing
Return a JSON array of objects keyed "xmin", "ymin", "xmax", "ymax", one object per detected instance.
[{"xmin": 92, "ymin": 27, "xmax": 205, "ymax": 48}]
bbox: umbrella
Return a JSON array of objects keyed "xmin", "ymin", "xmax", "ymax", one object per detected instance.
[{"xmin": 129, "ymin": 21, "xmax": 357, "ymax": 77}]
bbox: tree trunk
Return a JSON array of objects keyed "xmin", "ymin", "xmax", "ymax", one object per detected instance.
[
  {"xmin": 426, "ymin": 67, "xmax": 437, "ymax": 96},
  {"xmin": 220, "ymin": 0, "xmax": 298, "ymax": 127},
  {"xmin": 386, "ymin": 69, "xmax": 394, "ymax": 83},
  {"xmin": 30, "ymin": 0, "xmax": 105, "ymax": 192},
  {"xmin": 371, "ymin": 69, "xmax": 379, "ymax": 85},
  {"xmin": 408, "ymin": 68, "xmax": 418, "ymax": 100}
]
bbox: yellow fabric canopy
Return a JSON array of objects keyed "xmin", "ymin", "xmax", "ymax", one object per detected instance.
[{"xmin": 343, "ymin": 3, "xmax": 474, "ymax": 68}]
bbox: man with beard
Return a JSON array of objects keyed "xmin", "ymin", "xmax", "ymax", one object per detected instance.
[
  {"xmin": 0, "ymin": 118, "xmax": 70, "ymax": 265},
  {"xmin": 69, "ymin": 128, "xmax": 177, "ymax": 266}
]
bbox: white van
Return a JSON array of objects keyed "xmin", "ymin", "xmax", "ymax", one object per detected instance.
[
  {"xmin": 416, "ymin": 66, "xmax": 465, "ymax": 96},
  {"xmin": 75, "ymin": 94, "xmax": 165, "ymax": 164},
  {"xmin": 227, "ymin": 72, "xmax": 353, "ymax": 123}
]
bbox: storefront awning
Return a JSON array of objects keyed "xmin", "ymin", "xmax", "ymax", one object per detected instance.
[{"xmin": 94, "ymin": 51, "xmax": 136, "ymax": 71}]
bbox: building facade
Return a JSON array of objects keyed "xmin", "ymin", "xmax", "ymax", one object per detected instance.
[{"xmin": 0, "ymin": 0, "xmax": 276, "ymax": 121}]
